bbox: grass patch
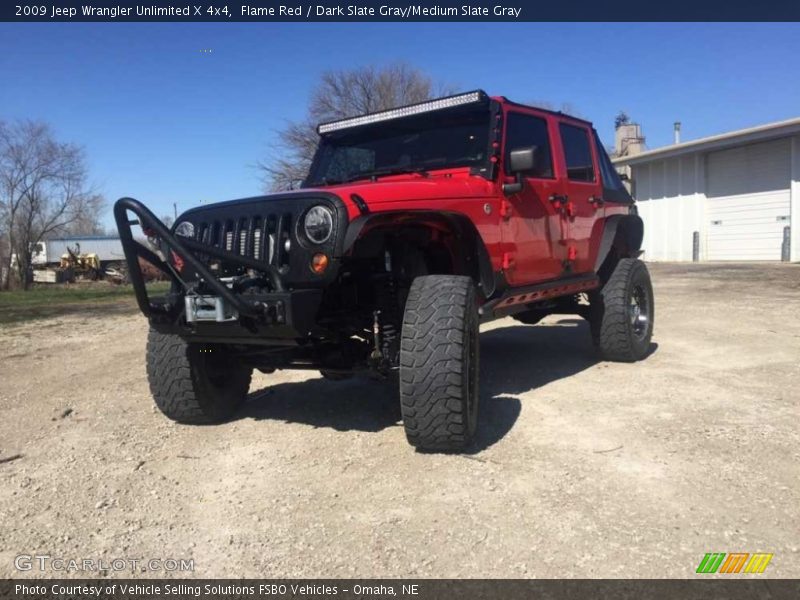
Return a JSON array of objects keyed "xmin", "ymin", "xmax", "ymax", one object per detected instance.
[{"xmin": 0, "ymin": 281, "xmax": 170, "ymax": 326}]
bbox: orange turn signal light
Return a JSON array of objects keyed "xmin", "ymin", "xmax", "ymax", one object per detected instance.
[{"xmin": 311, "ymin": 253, "xmax": 329, "ymax": 274}]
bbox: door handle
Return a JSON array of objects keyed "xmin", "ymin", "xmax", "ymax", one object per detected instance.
[
  {"xmin": 548, "ymin": 194, "xmax": 568, "ymax": 207},
  {"xmin": 589, "ymin": 196, "xmax": 604, "ymax": 207}
]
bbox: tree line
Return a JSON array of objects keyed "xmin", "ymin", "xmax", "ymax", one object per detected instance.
[{"xmin": 0, "ymin": 121, "xmax": 104, "ymax": 290}]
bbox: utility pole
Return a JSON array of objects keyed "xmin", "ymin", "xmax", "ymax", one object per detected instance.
[{"xmin": 173, "ymin": 202, "xmax": 177, "ymax": 220}]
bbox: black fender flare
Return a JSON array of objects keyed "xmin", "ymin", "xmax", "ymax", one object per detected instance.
[
  {"xmin": 594, "ymin": 214, "xmax": 644, "ymax": 272},
  {"xmin": 343, "ymin": 210, "xmax": 497, "ymax": 298}
]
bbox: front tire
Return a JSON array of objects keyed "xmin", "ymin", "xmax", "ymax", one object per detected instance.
[
  {"xmin": 146, "ymin": 329, "xmax": 252, "ymax": 424},
  {"xmin": 399, "ymin": 275, "xmax": 480, "ymax": 451},
  {"xmin": 590, "ymin": 258, "xmax": 654, "ymax": 362}
]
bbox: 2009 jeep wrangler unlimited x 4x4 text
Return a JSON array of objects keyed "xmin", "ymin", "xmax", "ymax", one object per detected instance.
[{"xmin": 115, "ymin": 90, "xmax": 653, "ymax": 451}]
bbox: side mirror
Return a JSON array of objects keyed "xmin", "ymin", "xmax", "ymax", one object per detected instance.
[
  {"xmin": 503, "ymin": 146, "xmax": 537, "ymax": 195},
  {"xmin": 508, "ymin": 147, "xmax": 536, "ymax": 173}
]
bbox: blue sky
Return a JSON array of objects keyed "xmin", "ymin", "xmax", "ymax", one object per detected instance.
[{"xmin": 1, "ymin": 22, "xmax": 798, "ymax": 227}]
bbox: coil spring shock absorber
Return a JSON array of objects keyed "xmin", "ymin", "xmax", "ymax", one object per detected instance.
[{"xmin": 373, "ymin": 249, "xmax": 400, "ymax": 367}]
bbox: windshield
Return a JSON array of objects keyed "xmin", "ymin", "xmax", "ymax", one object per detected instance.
[{"xmin": 305, "ymin": 106, "xmax": 491, "ymax": 186}]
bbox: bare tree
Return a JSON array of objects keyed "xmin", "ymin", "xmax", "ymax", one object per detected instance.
[
  {"xmin": 60, "ymin": 195, "xmax": 107, "ymax": 236},
  {"xmin": 260, "ymin": 63, "xmax": 454, "ymax": 191},
  {"xmin": 0, "ymin": 120, "xmax": 102, "ymax": 289}
]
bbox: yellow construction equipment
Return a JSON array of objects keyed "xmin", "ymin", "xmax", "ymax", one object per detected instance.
[{"xmin": 60, "ymin": 244, "xmax": 103, "ymax": 281}]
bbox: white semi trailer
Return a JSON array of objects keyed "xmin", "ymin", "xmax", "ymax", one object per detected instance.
[{"xmin": 31, "ymin": 236, "xmax": 125, "ymax": 266}]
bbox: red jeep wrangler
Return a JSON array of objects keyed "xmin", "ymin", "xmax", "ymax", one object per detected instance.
[{"xmin": 115, "ymin": 90, "xmax": 653, "ymax": 451}]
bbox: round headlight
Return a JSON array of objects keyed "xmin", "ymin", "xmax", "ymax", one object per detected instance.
[
  {"xmin": 303, "ymin": 205, "xmax": 334, "ymax": 244},
  {"xmin": 174, "ymin": 221, "xmax": 195, "ymax": 238}
]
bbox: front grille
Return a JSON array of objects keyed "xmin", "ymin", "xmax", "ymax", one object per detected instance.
[
  {"xmin": 193, "ymin": 212, "xmax": 293, "ymax": 269},
  {"xmin": 178, "ymin": 193, "xmax": 346, "ymax": 288},
  {"xmin": 253, "ymin": 228, "xmax": 262, "ymax": 259}
]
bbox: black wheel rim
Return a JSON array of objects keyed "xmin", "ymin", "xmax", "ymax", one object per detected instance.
[{"xmin": 629, "ymin": 284, "xmax": 650, "ymax": 340}]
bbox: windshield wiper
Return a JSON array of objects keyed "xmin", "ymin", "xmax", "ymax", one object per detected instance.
[
  {"xmin": 343, "ymin": 166, "xmax": 430, "ymax": 183},
  {"xmin": 311, "ymin": 166, "xmax": 430, "ymax": 187}
]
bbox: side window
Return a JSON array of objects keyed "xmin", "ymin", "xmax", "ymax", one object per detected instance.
[
  {"xmin": 594, "ymin": 131, "xmax": 633, "ymax": 203},
  {"xmin": 504, "ymin": 112, "xmax": 554, "ymax": 178},
  {"xmin": 559, "ymin": 123, "xmax": 595, "ymax": 182}
]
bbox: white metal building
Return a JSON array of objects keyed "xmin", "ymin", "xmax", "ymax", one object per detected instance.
[{"xmin": 613, "ymin": 118, "xmax": 800, "ymax": 262}]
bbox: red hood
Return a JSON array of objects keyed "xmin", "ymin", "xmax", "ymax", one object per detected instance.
[{"xmin": 307, "ymin": 171, "xmax": 496, "ymax": 209}]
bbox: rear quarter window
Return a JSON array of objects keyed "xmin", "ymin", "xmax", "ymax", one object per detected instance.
[{"xmin": 594, "ymin": 130, "xmax": 633, "ymax": 203}]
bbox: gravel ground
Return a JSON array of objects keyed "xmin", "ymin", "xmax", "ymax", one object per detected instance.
[{"xmin": 0, "ymin": 263, "xmax": 798, "ymax": 578}]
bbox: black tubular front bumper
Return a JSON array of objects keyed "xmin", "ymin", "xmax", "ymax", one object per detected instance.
[{"xmin": 113, "ymin": 197, "xmax": 321, "ymax": 338}]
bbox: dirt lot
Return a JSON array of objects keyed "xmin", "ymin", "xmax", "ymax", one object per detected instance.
[{"xmin": 0, "ymin": 263, "xmax": 798, "ymax": 578}]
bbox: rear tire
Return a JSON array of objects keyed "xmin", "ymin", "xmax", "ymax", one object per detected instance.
[
  {"xmin": 590, "ymin": 258, "xmax": 654, "ymax": 362},
  {"xmin": 399, "ymin": 275, "xmax": 480, "ymax": 451},
  {"xmin": 146, "ymin": 329, "xmax": 252, "ymax": 423}
]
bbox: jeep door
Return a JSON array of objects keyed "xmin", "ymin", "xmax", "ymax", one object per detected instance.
[
  {"xmin": 554, "ymin": 120, "xmax": 604, "ymax": 275},
  {"xmin": 500, "ymin": 110, "xmax": 564, "ymax": 284}
]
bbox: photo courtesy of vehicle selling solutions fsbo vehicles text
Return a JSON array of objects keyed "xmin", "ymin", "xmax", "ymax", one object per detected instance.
[{"xmin": 0, "ymin": 2, "xmax": 798, "ymax": 598}]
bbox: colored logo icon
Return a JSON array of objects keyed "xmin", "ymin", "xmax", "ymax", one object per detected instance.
[{"xmin": 696, "ymin": 553, "xmax": 773, "ymax": 574}]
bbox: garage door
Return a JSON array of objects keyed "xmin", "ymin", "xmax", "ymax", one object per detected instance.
[{"xmin": 706, "ymin": 138, "xmax": 791, "ymax": 260}]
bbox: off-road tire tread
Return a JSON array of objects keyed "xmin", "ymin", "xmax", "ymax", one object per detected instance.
[
  {"xmin": 591, "ymin": 258, "xmax": 653, "ymax": 362},
  {"xmin": 146, "ymin": 329, "xmax": 251, "ymax": 424},
  {"xmin": 400, "ymin": 275, "xmax": 478, "ymax": 451}
]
